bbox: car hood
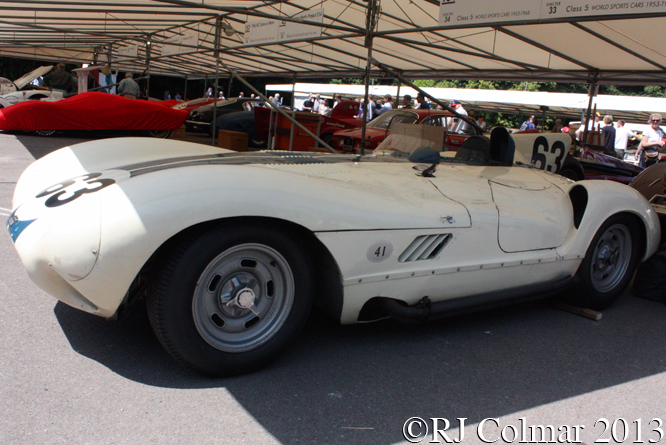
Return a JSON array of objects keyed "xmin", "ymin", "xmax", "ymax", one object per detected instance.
[
  {"xmin": 334, "ymin": 127, "xmax": 384, "ymax": 139},
  {"xmin": 13, "ymin": 66, "xmax": 53, "ymax": 90},
  {"xmin": 13, "ymin": 138, "xmax": 478, "ymax": 232}
]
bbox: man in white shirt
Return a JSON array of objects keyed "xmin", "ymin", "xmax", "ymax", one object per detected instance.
[
  {"xmin": 313, "ymin": 94, "xmax": 322, "ymax": 114},
  {"xmin": 614, "ymin": 119, "xmax": 636, "ymax": 159},
  {"xmin": 448, "ymin": 100, "xmax": 468, "ymax": 134}
]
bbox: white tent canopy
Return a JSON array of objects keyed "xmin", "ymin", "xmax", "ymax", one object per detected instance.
[{"xmin": 0, "ymin": 0, "xmax": 665, "ymax": 85}]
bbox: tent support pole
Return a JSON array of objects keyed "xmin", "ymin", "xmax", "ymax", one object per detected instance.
[
  {"xmin": 395, "ymin": 77, "xmax": 401, "ymax": 109},
  {"xmin": 222, "ymin": 62, "xmax": 335, "ymax": 153},
  {"xmin": 212, "ymin": 15, "xmax": 222, "ymax": 146},
  {"xmin": 212, "ymin": 58, "xmax": 220, "ymax": 146},
  {"xmin": 360, "ymin": 0, "xmax": 379, "ymax": 156},
  {"xmin": 581, "ymin": 81, "xmax": 597, "ymax": 148},
  {"xmin": 145, "ymin": 36, "xmax": 152, "ymax": 98}
]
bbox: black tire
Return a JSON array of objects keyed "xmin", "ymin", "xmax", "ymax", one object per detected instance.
[
  {"xmin": 573, "ymin": 214, "xmax": 641, "ymax": 310},
  {"xmin": 147, "ymin": 224, "xmax": 313, "ymax": 376},
  {"xmin": 248, "ymin": 133, "xmax": 267, "ymax": 148},
  {"xmin": 35, "ymin": 129, "xmax": 56, "ymax": 137},
  {"xmin": 144, "ymin": 129, "xmax": 172, "ymax": 138},
  {"xmin": 558, "ymin": 157, "xmax": 585, "ymax": 181},
  {"xmin": 319, "ymin": 133, "xmax": 333, "ymax": 149}
]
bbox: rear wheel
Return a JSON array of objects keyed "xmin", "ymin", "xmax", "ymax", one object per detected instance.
[
  {"xmin": 574, "ymin": 214, "xmax": 641, "ymax": 309},
  {"xmin": 144, "ymin": 129, "xmax": 172, "ymax": 138},
  {"xmin": 147, "ymin": 224, "xmax": 313, "ymax": 376}
]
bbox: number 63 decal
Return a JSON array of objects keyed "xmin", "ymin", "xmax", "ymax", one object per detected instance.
[
  {"xmin": 36, "ymin": 173, "xmax": 115, "ymax": 208},
  {"xmin": 531, "ymin": 136, "xmax": 566, "ymax": 173}
]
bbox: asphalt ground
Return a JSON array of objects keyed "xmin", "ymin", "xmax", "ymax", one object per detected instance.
[{"xmin": 1, "ymin": 130, "xmax": 666, "ymax": 445}]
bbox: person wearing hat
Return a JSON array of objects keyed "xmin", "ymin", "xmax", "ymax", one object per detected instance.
[
  {"xmin": 551, "ymin": 118, "xmax": 564, "ymax": 133},
  {"xmin": 520, "ymin": 115, "xmax": 535, "ymax": 131},
  {"xmin": 449, "ymin": 99, "xmax": 469, "ymax": 134}
]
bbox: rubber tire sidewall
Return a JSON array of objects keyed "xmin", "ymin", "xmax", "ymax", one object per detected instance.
[
  {"xmin": 148, "ymin": 224, "xmax": 313, "ymax": 377},
  {"xmin": 574, "ymin": 213, "xmax": 640, "ymax": 310},
  {"xmin": 559, "ymin": 157, "xmax": 585, "ymax": 181},
  {"xmin": 144, "ymin": 129, "xmax": 172, "ymax": 138}
]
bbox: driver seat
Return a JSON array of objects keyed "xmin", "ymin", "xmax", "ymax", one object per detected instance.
[
  {"xmin": 490, "ymin": 127, "xmax": 515, "ymax": 166},
  {"xmin": 455, "ymin": 136, "xmax": 490, "ymax": 165}
]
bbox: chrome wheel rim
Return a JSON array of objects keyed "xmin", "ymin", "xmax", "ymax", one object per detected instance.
[
  {"xmin": 192, "ymin": 243, "xmax": 294, "ymax": 353},
  {"xmin": 35, "ymin": 129, "xmax": 55, "ymax": 137},
  {"xmin": 590, "ymin": 224, "xmax": 632, "ymax": 293}
]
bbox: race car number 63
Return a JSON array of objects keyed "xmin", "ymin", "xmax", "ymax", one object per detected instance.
[
  {"xmin": 36, "ymin": 173, "xmax": 115, "ymax": 208},
  {"xmin": 531, "ymin": 136, "xmax": 566, "ymax": 173}
]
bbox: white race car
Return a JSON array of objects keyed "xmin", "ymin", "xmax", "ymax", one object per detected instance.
[
  {"xmin": 7, "ymin": 128, "xmax": 661, "ymax": 376},
  {"xmin": 0, "ymin": 66, "xmax": 64, "ymax": 108}
]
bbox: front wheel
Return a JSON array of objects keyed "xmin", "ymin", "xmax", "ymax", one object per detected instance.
[
  {"xmin": 574, "ymin": 214, "xmax": 641, "ymax": 310},
  {"xmin": 248, "ymin": 133, "xmax": 267, "ymax": 148},
  {"xmin": 147, "ymin": 224, "xmax": 313, "ymax": 376}
]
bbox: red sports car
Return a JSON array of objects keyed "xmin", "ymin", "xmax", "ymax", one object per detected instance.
[
  {"xmin": 329, "ymin": 108, "xmax": 471, "ymax": 153},
  {"xmin": 0, "ymin": 91, "xmax": 188, "ymax": 138},
  {"xmin": 253, "ymin": 100, "xmax": 363, "ymax": 149}
]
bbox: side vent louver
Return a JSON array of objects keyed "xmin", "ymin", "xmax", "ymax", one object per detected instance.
[{"xmin": 398, "ymin": 234, "xmax": 451, "ymax": 263}]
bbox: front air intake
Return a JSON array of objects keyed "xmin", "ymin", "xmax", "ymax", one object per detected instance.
[{"xmin": 398, "ymin": 234, "xmax": 451, "ymax": 263}]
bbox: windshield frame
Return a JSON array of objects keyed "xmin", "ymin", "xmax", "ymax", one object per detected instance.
[{"xmin": 367, "ymin": 110, "xmax": 420, "ymax": 129}]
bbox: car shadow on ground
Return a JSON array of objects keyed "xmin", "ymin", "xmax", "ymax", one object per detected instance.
[
  {"xmin": 11, "ymin": 132, "xmax": 109, "ymax": 160},
  {"xmin": 54, "ymin": 292, "xmax": 666, "ymax": 444}
]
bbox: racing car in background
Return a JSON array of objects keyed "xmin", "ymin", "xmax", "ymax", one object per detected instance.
[
  {"xmin": 328, "ymin": 108, "xmax": 470, "ymax": 153},
  {"xmin": 7, "ymin": 127, "xmax": 660, "ymax": 376},
  {"xmin": 0, "ymin": 91, "xmax": 188, "ymax": 138},
  {"xmin": 0, "ymin": 66, "xmax": 64, "ymax": 108},
  {"xmin": 253, "ymin": 100, "xmax": 363, "ymax": 148}
]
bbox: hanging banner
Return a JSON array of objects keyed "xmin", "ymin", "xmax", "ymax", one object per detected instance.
[
  {"xmin": 244, "ymin": 19, "xmax": 280, "ymax": 45},
  {"xmin": 279, "ymin": 8, "xmax": 324, "ymax": 42},
  {"xmin": 181, "ymin": 32, "xmax": 199, "ymax": 50},
  {"xmin": 162, "ymin": 31, "xmax": 199, "ymax": 56},
  {"xmin": 545, "ymin": 0, "xmax": 666, "ymax": 19},
  {"xmin": 439, "ymin": 0, "xmax": 539, "ymax": 26},
  {"xmin": 439, "ymin": 0, "xmax": 666, "ymax": 27},
  {"xmin": 117, "ymin": 44, "xmax": 138, "ymax": 59},
  {"xmin": 245, "ymin": 9, "xmax": 325, "ymax": 44}
]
